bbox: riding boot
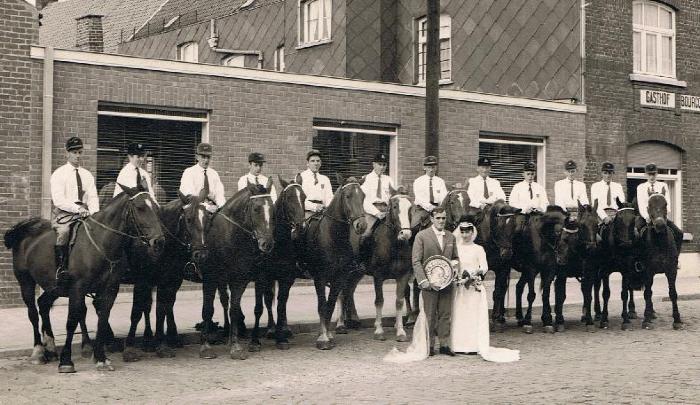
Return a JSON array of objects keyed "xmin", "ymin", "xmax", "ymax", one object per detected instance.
[{"xmin": 55, "ymin": 245, "xmax": 72, "ymax": 290}]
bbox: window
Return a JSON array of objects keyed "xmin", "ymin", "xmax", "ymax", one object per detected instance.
[
  {"xmin": 222, "ymin": 55, "xmax": 245, "ymax": 67},
  {"xmin": 478, "ymin": 133, "xmax": 546, "ymax": 196},
  {"xmin": 274, "ymin": 46, "xmax": 285, "ymax": 71},
  {"xmin": 633, "ymin": 1, "xmax": 675, "ymax": 77},
  {"xmin": 298, "ymin": 0, "xmax": 331, "ymax": 46},
  {"xmin": 177, "ymin": 42, "xmax": 198, "ymax": 63},
  {"xmin": 416, "ymin": 15, "xmax": 451, "ymax": 84}
]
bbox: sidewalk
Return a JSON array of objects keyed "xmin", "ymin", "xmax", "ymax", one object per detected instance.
[{"xmin": 1, "ymin": 254, "xmax": 698, "ymax": 357}]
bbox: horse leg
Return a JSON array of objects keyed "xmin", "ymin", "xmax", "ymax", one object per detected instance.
[
  {"xmin": 142, "ymin": 286, "xmax": 155, "ymax": 352},
  {"xmin": 154, "ymin": 287, "xmax": 174, "ymax": 358},
  {"xmin": 264, "ymin": 281, "xmax": 276, "ymax": 339},
  {"xmin": 580, "ymin": 274, "xmax": 594, "ymax": 331},
  {"xmin": 93, "ymin": 287, "xmax": 119, "ymax": 371},
  {"xmin": 199, "ymin": 280, "xmax": 218, "ymax": 359},
  {"xmin": 372, "ymin": 276, "xmax": 385, "ymax": 341},
  {"xmin": 341, "ymin": 271, "xmax": 362, "ymax": 331},
  {"xmin": 58, "ymin": 286, "xmax": 86, "ymax": 373},
  {"xmin": 599, "ymin": 274, "xmax": 610, "ymax": 329},
  {"xmin": 217, "ymin": 283, "xmax": 231, "ymax": 339},
  {"xmin": 17, "ymin": 275, "xmax": 44, "ymax": 365},
  {"xmin": 666, "ymin": 270, "xmax": 683, "ymax": 329},
  {"xmin": 249, "ymin": 281, "xmax": 264, "ymax": 352},
  {"xmin": 406, "ymin": 279, "xmax": 420, "ymax": 326},
  {"xmin": 593, "ymin": 276, "xmax": 602, "ymax": 321},
  {"xmin": 325, "ymin": 281, "xmax": 344, "ymax": 346},
  {"xmin": 274, "ymin": 278, "xmax": 294, "ymax": 350},
  {"xmin": 620, "ymin": 276, "xmax": 631, "ymax": 330},
  {"xmin": 394, "ymin": 273, "xmax": 410, "ymax": 342},
  {"xmin": 314, "ymin": 279, "xmax": 332, "ymax": 350},
  {"xmin": 515, "ymin": 272, "xmax": 526, "ymax": 325},
  {"xmin": 492, "ymin": 267, "xmax": 508, "ymax": 332},
  {"xmin": 93, "ymin": 298, "xmax": 120, "ymax": 353},
  {"xmin": 123, "ymin": 286, "xmax": 145, "ymax": 363},
  {"xmin": 642, "ymin": 274, "xmax": 654, "ymax": 330},
  {"xmin": 554, "ymin": 275, "xmax": 567, "ymax": 332},
  {"xmin": 541, "ymin": 271, "xmax": 555, "ymax": 333},
  {"xmin": 628, "ymin": 289, "xmax": 638, "ymax": 319},
  {"xmin": 37, "ymin": 290, "xmax": 59, "ymax": 362},
  {"xmin": 229, "ymin": 282, "xmax": 249, "ymax": 360},
  {"xmin": 523, "ymin": 270, "xmax": 536, "ymax": 333}
]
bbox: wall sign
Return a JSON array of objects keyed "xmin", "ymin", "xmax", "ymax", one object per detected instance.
[
  {"xmin": 680, "ymin": 95, "xmax": 700, "ymax": 113},
  {"xmin": 640, "ymin": 90, "xmax": 675, "ymax": 109}
]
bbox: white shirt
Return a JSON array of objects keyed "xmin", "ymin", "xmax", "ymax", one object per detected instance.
[
  {"xmin": 432, "ymin": 225, "xmax": 446, "ymax": 250},
  {"xmin": 50, "ymin": 162, "xmax": 99, "ymax": 214},
  {"xmin": 113, "ymin": 162, "xmax": 156, "ymax": 201},
  {"xmin": 636, "ymin": 180, "xmax": 671, "ymax": 221},
  {"xmin": 554, "ymin": 178, "xmax": 589, "ymax": 210},
  {"xmin": 361, "ymin": 171, "xmax": 395, "ymax": 216},
  {"xmin": 467, "ymin": 175, "xmax": 506, "ymax": 208},
  {"xmin": 590, "ymin": 180, "xmax": 626, "ymax": 221},
  {"xmin": 413, "ymin": 174, "xmax": 447, "ymax": 211},
  {"xmin": 509, "ymin": 180, "xmax": 549, "ymax": 213},
  {"xmin": 299, "ymin": 169, "xmax": 333, "ymax": 211},
  {"xmin": 179, "ymin": 164, "xmax": 226, "ymax": 208},
  {"xmin": 237, "ymin": 173, "xmax": 277, "ymax": 203},
  {"xmin": 456, "ymin": 241, "xmax": 488, "ymax": 276}
]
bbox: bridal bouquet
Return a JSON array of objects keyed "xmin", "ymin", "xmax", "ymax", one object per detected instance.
[{"xmin": 455, "ymin": 269, "xmax": 484, "ymax": 291}]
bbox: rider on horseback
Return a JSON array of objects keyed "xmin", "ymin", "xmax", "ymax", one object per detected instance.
[
  {"xmin": 554, "ymin": 160, "xmax": 589, "ymax": 219},
  {"xmin": 467, "ymin": 157, "xmax": 506, "ymax": 210},
  {"xmin": 113, "ymin": 142, "xmax": 156, "ymax": 200},
  {"xmin": 179, "ymin": 143, "xmax": 225, "ymax": 213},
  {"xmin": 238, "ymin": 152, "xmax": 278, "ymax": 202},
  {"xmin": 412, "ymin": 155, "xmax": 447, "ymax": 229},
  {"xmin": 635, "ymin": 163, "xmax": 683, "ymax": 250},
  {"xmin": 508, "ymin": 161, "xmax": 549, "ymax": 215},
  {"xmin": 590, "ymin": 162, "xmax": 626, "ymax": 229},
  {"xmin": 299, "ymin": 149, "xmax": 333, "ymax": 219},
  {"xmin": 359, "ymin": 153, "xmax": 395, "ymax": 252},
  {"xmin": 50, "ymin": 136, "xmax": 99, "ymax": 289}
]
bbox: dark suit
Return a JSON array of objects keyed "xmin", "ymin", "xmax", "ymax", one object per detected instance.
[{"xmin": 412, "ymin": 226, "xmax": 459, "ymax": 348}]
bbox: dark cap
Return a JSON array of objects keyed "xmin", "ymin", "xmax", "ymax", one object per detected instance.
[
  {"xmin": 65, "ymin": 137, "xmax": 83, "ymax": 151},
  {"xmin": 601, "ymin": 162, "xmax": 615, "ymax": 172},
  {"xmin": 565, "ymin": 160, "xmax": 577, "ymax": 171},
  {"xmin": 248, "ymin": 152, "xmax": 266, "ymax": 163},
  {"xmin": 306, "ymin": 149, "xmax": 321, "ymax": 160},
  {"xmin": 373, "ymin": 152, "xmax": 389, "ymax": 164},
  {"xmin": 523, "ymin": 161, "xmax": 536, "ymax": 172},
  {"xmin": 423, "ymin": 155, "xmax": 438, "ymax": 166},
  {"xmin": 477, "ymin": 157, "xmax": 492, "ymax": 167},
  {"xmin": 196, "ymin": 143, "xmax": 212, "ymax": 156},
  {"xmin": 645, "ymin": 163, "xmax": 658, "ymax": 174},
  {"xmin": 127, "ymin": 142, "xmax": 147, "ymax": 156}
]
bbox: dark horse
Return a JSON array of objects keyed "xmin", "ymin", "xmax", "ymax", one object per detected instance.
[
  {"xmin": 4, "ymin": 185, "xmax": 164, "ymax": 372},
  {"xmin": 639, "ymin": 194, "xmax": 683, "ymax": 330},
  {"xmin": 251, "ymin": 176, "xmax": 307, "ymax": 351},
  {"xmin": 199, "ymin": 180, "xmax": 276, "ymax": 360},
  {"xmin": 301, "ymin": 175, "xmax": 366, "ymax": 349},
  {"xmin": 554, "ymin": 202, "xmax": 600, "ymax": 332}
]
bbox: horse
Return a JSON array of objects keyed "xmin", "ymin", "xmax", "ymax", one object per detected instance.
[
  {"xmin": 251, "ymin": 176, "xmax": 306, "ymax": 351},
  {"xmin": 198, "ymin": 179, "xmax": 276, "ymax": 360},
  {"xmin": 300, "ymin": 175, "xmax": 366, "ymax": 350},
  {"xmin": 554, "ymin": 202, "xmax": 600, "ymax": 332},
  {"xmin": 639, "ymin": 194, "xmax": 683, "ymax": 330},
  {"xmin": 4, "ymin": 185, "xmax": 165, "ymax": 372},
  {"xmin": 467, "ymin": 200, "xmax": 521, "ymax": 332}
]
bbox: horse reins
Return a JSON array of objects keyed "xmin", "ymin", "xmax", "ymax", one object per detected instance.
[
  {"xmin": 216, "ymin": 193, "xmax": 272, "ymax": 242},
  {"xmin": 318, "ymin": 182, "xmax": 364, "ymax": 226}
]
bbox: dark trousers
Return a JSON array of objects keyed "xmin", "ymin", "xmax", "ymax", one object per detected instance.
[{"xmin": 422, "ymin": 286, "xmax": 453, "ymax": 348}]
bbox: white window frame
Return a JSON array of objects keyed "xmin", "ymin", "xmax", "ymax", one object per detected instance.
[
  {"xmin": 222, "ymin": 54, "xmax": 246, "ymax": 67},
  {"xmin": 298, "ymin": 0, "xmax": 332, "ymax": 48},
  {"xmin": 416, "ymin": 14, "xmax": 451, "ymax": 85},
  {"xmin": 274, "ymin": 46, "xmax": 285, "ymax": 72},
  {"xmin": 627, "ymin": 168, "xmax": 682, "ymax": 226},
  {"xmin": 177, "ymin": 42, "xmax": 198, "ymax": 63},
  {"xmin": 478, "ymin": 136, "xmax": 547, "ymax": 188},
  {"xmin": 633, "ymin": 1, "xmax": 676, "ymax": 78}
]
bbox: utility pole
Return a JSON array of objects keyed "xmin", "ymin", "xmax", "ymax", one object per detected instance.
[{"xmin": 425, "ymin": 0, "xmax": 440, "ymax": 159}]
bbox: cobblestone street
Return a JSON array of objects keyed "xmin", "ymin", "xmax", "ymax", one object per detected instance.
[{"xmin": 0, "ymin": 298, "xmax": 698, "ymax": 404}]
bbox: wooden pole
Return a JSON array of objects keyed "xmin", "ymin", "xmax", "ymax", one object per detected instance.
[{"xmin": 425, "ymin": 0, "xmax": 440, "ymax": 158}]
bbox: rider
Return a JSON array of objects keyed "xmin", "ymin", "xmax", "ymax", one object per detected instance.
[
  {"xmin": 113, "ymin": 142, "xmax": 156, "ymax": 201},
  {"xmin": 554, "ymin": 160, "xmax": 589, "ymax": 214},
  {"xmin": 412, "ymin": 155, "xmax": 447, "ymax": 229},
  {"xmin": 360, "ymin": 152, "xmax": 395, "ymax": 243},
  {"xmin": 179, "ymin": 143, "xmax": 225, "ymax": 213},
  {"xmin": 237, "ymin": 152, "xmax": 277, "ymax": 202},
  {"xmin": 590, "ymin": 162, "xmax": 625, "ymax": 226},
  {"xmin": 50, "ymin": 136, "xmax": 100, "ymax": 286},
  {"xmin": 635, "ymin": 163, "xmax": 683, "ymax": 247},
  {"xmin": 467, "ymin": 156, "xmax": 506, "ymax": 209},
  {"xmin": 508, "ymin": 161, "xmax": 549, "ymax": 214},
  {"xmin": 299, "ymin": 149, "xmax": 333, "ymax": 219}
]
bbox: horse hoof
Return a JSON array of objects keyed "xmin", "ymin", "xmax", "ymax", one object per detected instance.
[
  {"xmin": 586, "ymin": 324, "xmax": 597, "ymax": 333},
  {"xmin": 95, "ymin": 361, "xmax": 115, "ymax": 372},
  {"xmin": 373, "ymin": 333, "xmax": 386, "ymax": 341},
  {"xmin": 396, "ymin": 334, "xmax": 409, "ymax": 343},
  {"xmin": 594, "ymin": 314, "xmax": 601, "ymax": 322},
  {"xmin": 555, "ymin": 324, "xmax": 566, "ymax": 333},
  {"xmin": 599, "ymin": 322, "xmax": 609, "ymax": 330},
  {"xmin": 44, "ymin": 351, "xmax": 58, "ymax": 362},
  {"xmin": 544, "ymin": 326, "xmax": 555, "ymax": 334},
  {"xmin": 628, "ymin": 311, "xmax": 638, "ymax": 320},
  {"xmin": 142, "ymin": 342, "xmax": 156, "ymax": 353},
  {"xmin": 642, "ymin": 322, "xmax": 654, "ymax": 330},
  {"xmin": 522, "ymin": 325, "xmax": 533, "ymax": 334},
  {"xmin": 58, "ymin": 364, "xmax": 76, "ymax": 374},
  {"xmin": 265, "ymin": 330, "xmax": 276, "ymax": 340},
  {"xmin": 122, "ymin": 348, "xmax": 141, "ymax": 363},
  {"xmin": 673, "ymin": 322, "xmax": 684, "ymax": 330},
  {"xmin": 230, "ymin": 349, "xmax": 248, "ymax": 360},
  {"xmin": 335, "ymin": 325, "xmax": 348, "ymax": 335},
  {"xmin": 276, "ymin": 342, "xmax": 291, "ymax": 350},
  {"xmin": 517, "ymin": 320, "xmax": 525, "ymax": 327},
  {"xmin": 580, "ymin": 316, "xmax": 586, "ymax": 323},
  {"xmin": 107, "ymin": 339, "xmax": 124, "ymax": 353},
  {"xmin": 316, "ymin": 340, "xmax": 333, "ymax": 350},
  {"xmin": 81, "ymin": 344, "xmax": 94, "ymax": 359},
  {"xmin": 199, "ymin": 346, "xmax": 217, "ymax": 359},
  {"xmin": 248, "ymin": 343, "xmax": 262, "ymax": 352},
  {"xmin": 621, "ymin": 323, "xmax": 631, "ymax": 331},
  {"xmin": 282, "ymin": 329, "xmax": 293, "ymax": 339},
  {"xmin": 156, "ymin": 345, "xmax": 176, "ymax": 358},
  {"xmin": 30, "ymin": 355, "xmax": 46, "ymax": 365}
]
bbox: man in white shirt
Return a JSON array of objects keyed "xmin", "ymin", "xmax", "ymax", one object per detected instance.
[
  {"xmin": 590, "ymin": 162, "xmax": 625, "ymax": 224},
  {"xmin": 412, "ymin": 155, "xmax": 448, "ymax": 229},
  {"xmin": 113, "ymin": 142, "xmax": 156, "ymax": 201},
  {"xmin": 50, "ymin": 136, "xmax": 99, "ymax": 283},
  {"xmin": 360, "ymin": 152, "xmax": 395, "ymax": 240},
  {"xmin": 179, "ymin": 143, "xmax": 226, "ymax": 213},
  {"xmin": 299, "ymin": 149, "xmax": 333, "ymax": 218},
  {"xmin": 467, "ymin": 157, "xmax": 506, "ymax": 208},
  {"xmin": 508, "ymin": 161, "xmax": 549, "ymax": 213},
  {"xmin": 635, "ymin": 163, "xmax": 682, "ymax": 246},
  {"xmin": 237, "ymin": 152, "xmax": 277, "ymax": 202},
  {"xmin": 554, "ymin": 160, "xmax": 589, "ymax": 213}
]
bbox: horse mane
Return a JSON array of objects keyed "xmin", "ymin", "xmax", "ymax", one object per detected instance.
[{"xmin": 4, "ymin": 217, "xmax": 51, "ymax": 249}]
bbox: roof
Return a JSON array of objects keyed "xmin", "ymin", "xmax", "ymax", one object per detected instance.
[{"xmin": 39, "ymin": 0, "xmax": 166, "ymax": 53}]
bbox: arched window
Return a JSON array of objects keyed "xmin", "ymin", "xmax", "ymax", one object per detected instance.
[
  {"xmin": 633, "ymin": 1, "xmax": 675, "ymax": 78},
  {"xmin": 177, "ymin": 42, "xmax": 198, "ymax": 63},
  {"xmin": 222, "ymin": 55, "xmax": 245, "ymax": 67}
]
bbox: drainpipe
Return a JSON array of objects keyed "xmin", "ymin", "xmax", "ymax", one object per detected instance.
[
  {"xmin": 41, "ymin": 47, "xmax": 54, "ymax": 219},
  {"xmin": 580, "ymin": 1, "xmax": 589, "ymax": 104}
]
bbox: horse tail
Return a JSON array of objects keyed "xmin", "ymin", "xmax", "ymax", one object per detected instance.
[{"xmin": 3, "ymin": 217, "xmax": 51, "ymax": 250}]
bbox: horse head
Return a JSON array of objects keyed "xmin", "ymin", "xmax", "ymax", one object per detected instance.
[
  {"xmin": 577, "ymin": 201, "xmax": 600, "ymax": 252},
  {"xmin": 388, "ymin": 186, "xmax": 413, "ymax": 241},
  {"xmin": 116, "ymin": 183, "xmax": 165, "ymax": 259},
  {"xmin": 541, "ymin": 206, "xmax": 568, "ymax": 265},
  {"xmin": 278, "ymin": 175, "xmax": 307, "ymax": 241},
  {"xmin": 243, "ymin": 178, "xmax": 276, "ymax": 254},
  {"xmin": 332, "ymin": 174, "xmax": 367, "ymax": 235},
  {"xmin": 178, "ymin": 187, "xmax": 211, "ymax": 265},
  {"xmin": 648, "ymin": 194, "xmax": 669, "ymax": 234},
  {"xmin": 492, "ymin": 201, "xmax": 520, "ymax": 260},
  {"xmin": 441, "ymin": 184, "xmax": 469, "ymax": 232},
  {"xmin": 613, "ymin": 198, "xmax": 637, "ymax": 249}
]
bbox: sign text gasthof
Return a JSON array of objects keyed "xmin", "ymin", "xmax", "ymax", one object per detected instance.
[{"xmin": 640, "ymin": 90, "xmax": 675, "ymax": 108}]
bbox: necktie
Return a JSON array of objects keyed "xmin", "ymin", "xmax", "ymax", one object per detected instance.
[
  {"xmin": 483, "ymin": 177, "xmax": 489, "ymax": 199},
  {"xmin": 650, "ymin": 183, "xmax": 655, "ymax": 194},
  {"xmin": 570, "ymin": 180, "xmax": 574, "ymax": 200},
  {"xmin": 75, "ymin": 168, "xmax": 84, "ymax": 202},
  {"xmin": 313, "ymin": 172, "xmax": 318, "ymax": 185},
  {"xmin": 255, "ymin": 175, "xmax": 260, "ymax": 185},
  {"xmin": 376, "ymin": 175, "xmax": 382, "ymax": 199},
  {"xmin": 528, "ymin": 183, "xmax": 533, "ymax": 200},
  {"xmin": 429, "ymin": 177, "xmax": 435, "ymax": 205},
  {"xmin": 606, "ymin": 182, "xmax": 612, "ymax": 206},
  {"xmin": 136, "ymin": 167, "xmax": 145, "ymax": 191},
  {"xmin": 203, "ymin": 169, "xmax": 210, "ymax": 197}
]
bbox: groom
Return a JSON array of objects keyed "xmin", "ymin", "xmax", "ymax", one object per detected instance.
[{"xmin": 412, "ymin": 207, "xmax": 459, "ymax": 356}]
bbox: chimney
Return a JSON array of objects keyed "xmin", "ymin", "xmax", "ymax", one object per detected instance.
[
  {"xmin": 75, "ymin": 14, "xmax": 104, "ymax": 52},
  {"xmin": 37, "ymin": 0, "xmax": 59, "ymax": 10}
]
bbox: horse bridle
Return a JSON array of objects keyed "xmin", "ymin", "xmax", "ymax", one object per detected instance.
[
  {"xmin": 380, "ymin": 194, "xmax": 412, "ymax": 234},
  {"xmin": 443, "ymin": 189, "xmax": 468, "ymax": 229},
  {"xmin": 320, "ymin": 182, "xmax": 365, "ymax": 225},
  {"xmin": 613, "ymin": 207, "xmax": 636, "ymax": 247},
  {"xmin": 216, "ymin": 192, "xmax": 273, "ymax": 243},
  {"xmin": 278, "ymin": 183, "xmax": 305, "ymax": 234}
]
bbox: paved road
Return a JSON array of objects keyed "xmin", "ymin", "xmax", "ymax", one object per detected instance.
[{"xmin": 0, "ymin": 297, "xmax": 698, "ymax": 404}]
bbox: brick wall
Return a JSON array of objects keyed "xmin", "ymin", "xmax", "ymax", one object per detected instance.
[{"xmin": 585, "ymin": 0, "xmax": 700, "ymax": 251}]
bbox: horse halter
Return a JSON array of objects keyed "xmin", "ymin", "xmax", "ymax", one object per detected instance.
[
  {"xmin": 322, "ymin": 182, "xmax": 365, "ymax": 225},
  {"xmin": 443, "ymin": 189, "xmax": 468, "ymax": 228},
  {"xmin": 278, "ymin": 183, "xmax": 305, "ymax": 232},
  {"xmin": 383, "ymin": 194, "xmax": 412, "ymax": 233},
  {"xmin": 217, "ymin": 192, "xmax": 273, "ymax": 243}
]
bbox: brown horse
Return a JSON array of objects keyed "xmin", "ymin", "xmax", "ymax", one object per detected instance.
[
  {"xmin": 199, "ymin": 180, "xmax": 276, "ymax": 360},
  {"xmin": 4, "ymin": 185, "xmax": 164, "ymax": 373}
]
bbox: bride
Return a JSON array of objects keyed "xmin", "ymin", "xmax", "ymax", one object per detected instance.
[{"xmin": 384, "ymin": 221, "xmax": 519, "ymax": 363}]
